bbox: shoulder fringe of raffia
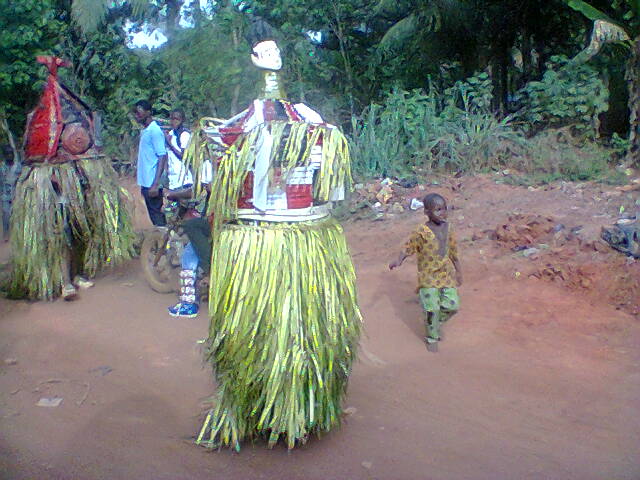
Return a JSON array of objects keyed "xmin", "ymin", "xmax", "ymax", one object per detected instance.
[{"xmin": 182, "ymin": 121, "xmax": 353, "ymax": 231}]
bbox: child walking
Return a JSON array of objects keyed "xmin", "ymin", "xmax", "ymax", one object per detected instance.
[{"xmin": 389, "ymin": 193, "xmax": 462, "ymax": 352}]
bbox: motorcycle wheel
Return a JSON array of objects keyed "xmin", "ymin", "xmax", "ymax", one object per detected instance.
[{"xmin": 140, "ymin": 229, "xmax": 179, "ymax": 293}]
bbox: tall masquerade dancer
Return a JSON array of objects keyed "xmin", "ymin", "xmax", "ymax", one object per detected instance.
[
  {"xmin": 191, "ymin": 22, "xmax": 362, "ymax": 450},
  {"xmin": 7, "ymin": 56, "xmax": 135, "ymax": 300}
]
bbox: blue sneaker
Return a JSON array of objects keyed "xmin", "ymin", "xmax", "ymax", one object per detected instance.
[{"xmin": 168, "ymin": 302, "xmax": 199, "ymax": 318}]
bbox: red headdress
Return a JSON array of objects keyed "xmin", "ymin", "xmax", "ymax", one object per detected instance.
[{"xmin": 23, "ymin": 56, "xmax": 101, "ymax": 164}]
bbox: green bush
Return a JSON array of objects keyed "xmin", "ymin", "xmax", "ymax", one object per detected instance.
[
  {"xmin": 349, "ymin": 102, "xmax": 410, "ymax": 178},
  {"xmin": 513, "ymin": 55, "xmax": 609, "ymax": 137},
  {"xmin": 505, "ymin": 130, "xmax": 625, "ymax": 185},
  {"xmin": 416, "ymin": 110, "xmax": 526, "ymax": 172},
  {"xmin": 349, "ymin": 70, "xmax": 622, "ymax": 184},
  {"xmin": 443, "ymin": 71, "xmax": 493, "ymax": 112},
  {"xmin": 349, "ymin": 81, "xmax": 526, "ymax": 177},
  {"xmin": 349, "ymin": 88, "xmax": 438, "ymax": 177}
]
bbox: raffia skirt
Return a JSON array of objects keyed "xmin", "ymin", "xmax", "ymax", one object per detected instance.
[{"xmin": 196, "ymin": 216, "xmax": 361, "ymax": 450}]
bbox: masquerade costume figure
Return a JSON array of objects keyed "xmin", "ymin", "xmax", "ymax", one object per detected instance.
[
  {"xmin": 7, "ymin": 56, "xmax": 135, "ymax": 300},
  {"xmin": 192, "ymin": 31, "xmax": 361, "ymax": 450}
]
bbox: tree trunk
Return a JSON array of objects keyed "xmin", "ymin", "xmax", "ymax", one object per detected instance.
[
  {"xmin": 165, "ymin": 0, "xmax": 182, "ymax": 37},
  {"xmin": 490, "ymin": 43, "xmax": 510, "ymax": 116},
  {"xmin": 329, "ymin": 0, "xmax": 355, "ymax": 119},
  {"xmin": 521, "ymin": 32, "xmax": 532, "ymax": 86},
  {"xmin": 626, "ymin": 35, "xmax": 640, "ymax": 166},
  {"xmin": 0, "ymin": 116, "xmax": 22, "ymax": 164},
  {"xmin": 297, "ymin": 62, "xmax": 306, "ymax": 103},
  {"xmin": 231, "ymin": 84, "xmax": 241, "ymax": 116},
  {"xmin": 230, "ymin": 28, "xmax": 241, "ymax": 114}
]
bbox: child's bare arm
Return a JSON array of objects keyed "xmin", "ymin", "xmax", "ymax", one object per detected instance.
[
  {"xmin": 389, "ymin": 252, "xmax": 408, "ymax": 270},
  {"xmin": 390, "ymin": 229, "xmax": 421, "ymax": 270},
  {"xmin": 449, "ymin": 231, "xmax": 462, "ymax": 285},
  {"xmin": 452, "ymin": 258, "xmax": 463, "ymax": 285}
]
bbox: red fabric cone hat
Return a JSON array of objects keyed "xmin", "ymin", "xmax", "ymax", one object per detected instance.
[{"xmin": 24, "ymin": 56, "xmax": 100, "ymax": 164}]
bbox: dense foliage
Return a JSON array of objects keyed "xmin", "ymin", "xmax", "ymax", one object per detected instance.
[
  {"xmin": 513, "ymin": 55, "xmax": 609, "ymax": 137},
  {"xmin": 1, "ymin": 0, "xmax": 638, "ymax": 174},
  {"xmin": 0, "ymin": 0, "xmax": 64, "ymax": 150}
]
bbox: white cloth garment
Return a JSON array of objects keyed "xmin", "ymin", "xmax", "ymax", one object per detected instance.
[{"xmin": 167, "ymin": 129, "xmax": 193, "ymax": 190}]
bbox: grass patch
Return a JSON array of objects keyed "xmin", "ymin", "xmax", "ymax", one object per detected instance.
[
  {"xmin": 503, "ymin": 130, "xmax": 628, "ymax": 186},
  {"xmin": 348, "ymin": 87, "xmax": 627, "ymax": 186}
]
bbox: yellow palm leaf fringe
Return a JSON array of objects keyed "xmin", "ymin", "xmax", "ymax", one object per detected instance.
[{"xmin": 196, "ymin": 218, "xmax": 362, "ymax": 450}]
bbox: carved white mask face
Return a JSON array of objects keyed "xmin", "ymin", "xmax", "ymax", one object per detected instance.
[{"xmin": 251, "ymin": 40, "xmax": 282, "ymax": 71}]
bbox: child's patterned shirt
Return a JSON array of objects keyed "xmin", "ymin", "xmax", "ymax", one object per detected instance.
[{"xmin": 404, "ymin": 224, "xmax": 458, "ymax": 290}]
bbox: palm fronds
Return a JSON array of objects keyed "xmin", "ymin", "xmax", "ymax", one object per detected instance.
[
  {"xmin": 7, "ymin": 159, "xmax": 135, "ymax": 300},
  {"xmin": 196, "ymin": 218, "xmax": 362, "ymax": 450},
  {"xmin": 76, "ymin": 159, "xmax": 136, "ymax": 274},
  {"xmin": 565, "ymin": 0, "xmax": 622, "ymax": 25},
  {"xmin": 72, "ymin": 0, "xmax": 150, "ymax": 33},
  {"xmin": 575, "ymin": 19, "xmax": 632, "ymax": 62},
  {"xmin": 71, "ymin": 0, "xmax": 110, "ymax": 33}
]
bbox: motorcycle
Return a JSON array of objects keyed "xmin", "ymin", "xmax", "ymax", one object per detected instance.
[
  {"xmin": 140, "ymin": 200, "xmax": 208, "ymax": 297},
  {"xmin": 141, "ymin": 117, "xmax": 223, "ymax": 296}
]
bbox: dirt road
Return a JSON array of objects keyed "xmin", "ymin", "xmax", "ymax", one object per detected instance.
[{"xmin": 1, "ymin": 177, "xmax": 639, "ymax": 480}]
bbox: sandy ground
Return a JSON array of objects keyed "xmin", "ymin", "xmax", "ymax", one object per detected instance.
[{"xmin": 1, "ymin": 176, "xmax": 639, "ymax": 480}]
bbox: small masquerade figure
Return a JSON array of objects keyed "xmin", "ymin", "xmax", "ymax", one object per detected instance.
[
  {"xmin": 7, "ymin": 56, "xmax": 135, "ymax": 300},
  {"xmin": 191, "ymin": 21, "xmax": 361, "ymax": 450}
]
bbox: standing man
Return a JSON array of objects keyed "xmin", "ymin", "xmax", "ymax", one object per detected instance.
[{"xmin": 134, "ymin": 100, "xmax": 168, "ymax": 226}]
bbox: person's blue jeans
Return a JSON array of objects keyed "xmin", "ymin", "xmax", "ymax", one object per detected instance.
[
  {"xmin": 181, "ymin": 242, "xmax": 199, "ymax": 270},
  {"xmin": 181, "ymin": 217, "xmax": 211, "ymax": 273}
]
